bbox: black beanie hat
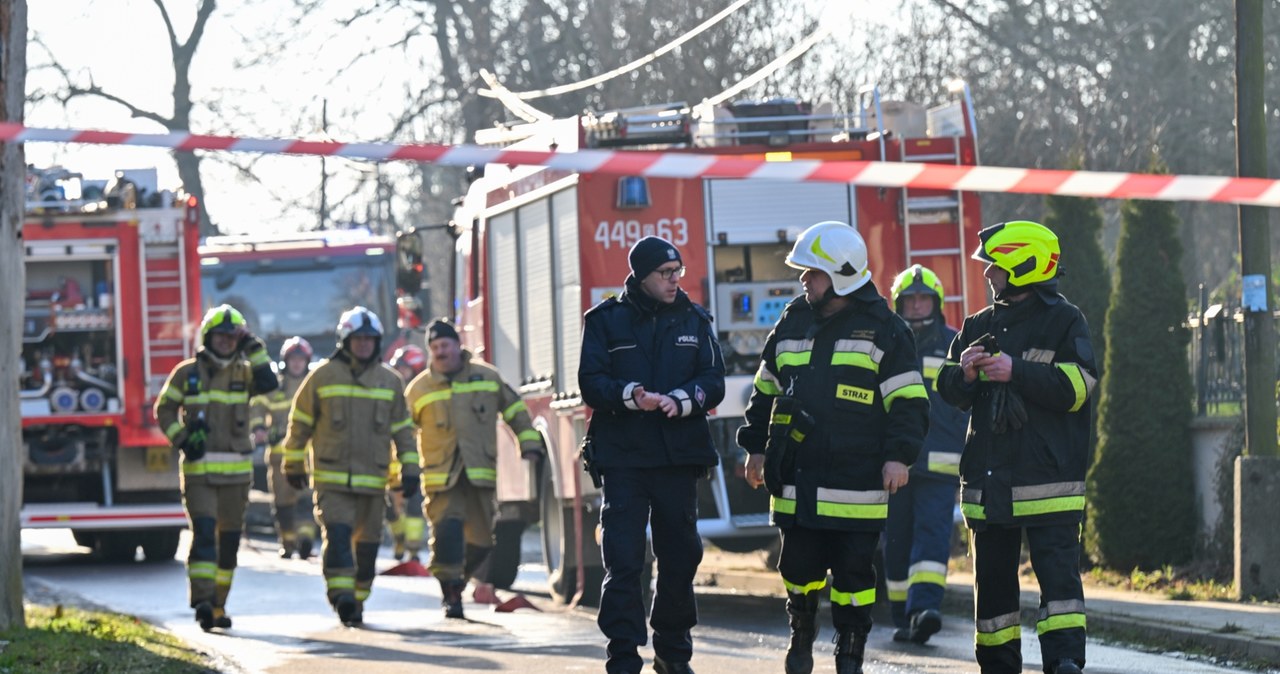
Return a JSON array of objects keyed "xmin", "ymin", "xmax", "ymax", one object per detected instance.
[
  {"xmin": 628, "ymin": 236, "xmax": 682, "ymax": 279},
  {"xmin": 427, "ymin": 318, "xmax": 460, "ymax": 343}
]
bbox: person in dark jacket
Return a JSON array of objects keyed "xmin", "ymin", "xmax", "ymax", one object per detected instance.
[
  {"xmin": 883, "ymin": 264, "xmax": 968, "ymax": 645},
  {"xmin": 936, "ymin": 221, "xmax": 1097, "ymax": 674},
  {"xmin": 739, "ymin": 221, "xmax": 930, "ymax": 674},
  {"xmin": 579, "ymin": 236, "xmax": 726, "ymax": 674}
]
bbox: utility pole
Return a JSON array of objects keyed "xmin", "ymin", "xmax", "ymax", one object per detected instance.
[
  {"xmin": 0, "ymin": 0, "xmax": 29, "ymax": 630},
  {"xmin": 319, "ymin": 98, "xmax": 329, "ymax": 231},
  {"xmin": 1233, "ymin": 0, "xmax": 1279, "ymax": 600}
]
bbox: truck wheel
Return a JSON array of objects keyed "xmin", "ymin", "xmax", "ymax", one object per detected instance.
[
  {"xmin": 141, "ymin": 528, "xmax": 183, "ymax": 562},
  {"xmin": 97, "ymin": 532, "xmax": 141, "ymax": 563},
  {"xmin": 540, "ymin": 465, "xmax": 603, "ymax": 606},
  {"xmin": 487, "ymin": 518, "xmax": 526, "ymax": 589}
]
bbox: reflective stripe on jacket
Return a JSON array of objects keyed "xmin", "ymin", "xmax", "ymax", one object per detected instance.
[
  {"xmin": 911, "ymin": 322, "xmax": 967, "ymax": 483},
  {"xmin": 405, "ymin": 351, "xmax": 542, "ymax": 493},
  {"xmin": 283, "ymin": 353, "xmax": 418, "ymax": 495}
]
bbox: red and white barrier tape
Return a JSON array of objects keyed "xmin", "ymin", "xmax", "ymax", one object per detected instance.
[{"xmin": 5, "ymin": 122, "xmax": 1279, "ymax": 206}]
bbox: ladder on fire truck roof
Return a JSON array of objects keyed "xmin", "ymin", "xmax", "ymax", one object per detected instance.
[
  {"xmin": 139, "ymin": 215, "xmax": 194, "ymax": 404},
  {"xmin": 898, "ymin": 137, "xmax": 969, "ymax": 313}
]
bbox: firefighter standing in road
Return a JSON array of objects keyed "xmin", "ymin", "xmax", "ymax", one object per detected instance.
[
  {"xmin": 156, "ymin": 304, "xmax": 279, "ymax": 632},
  {"xmin": 250, "ymin": 336, "xmax": 318, "ymax": 560},
  {"xmin": 387, "ymin": 344, "xmax": 428, "ymax": 563},
  {"xmin": 739, "ymin": 222, "xmax": 929, "ymax": 674},
  {"xmin": 936, "ymin": 221, "xmax": 1096, "ymax": 674},
  {"xmin": 883, "ymin": 265, "xmax": 968, "ymax": 644},
  {"xmin": 405, "ymin": 319, "xmax": 545, "ymax": 619},
  {"xmin": 282, "ymin": 307, "xmax": 419, "ymax": 626},
  {"xmin": 580, "ymin": 236, "xmax": 726, "ymax": 674}
]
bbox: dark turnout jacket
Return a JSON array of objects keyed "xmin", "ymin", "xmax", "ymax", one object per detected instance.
[
  {"xmin": 579, "ymin": 278, "xmax": 726, "ymax": 468},
  {"xmin": 936, "ymin": 289, "xmax": 1097, "ymax": 529}
]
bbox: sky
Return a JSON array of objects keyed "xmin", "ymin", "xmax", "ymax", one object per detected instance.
[{"xmin": 24, "ymin": 0, "xmax": 861, "ymax": 236}]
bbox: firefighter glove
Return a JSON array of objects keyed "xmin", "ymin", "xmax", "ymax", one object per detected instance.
[
  {"xmin": 286, "ymin": 472, "xmax": 307, "ymax": 490},
  {"xmin": 400, "ymin": 473, "xmax": 420, "ymax": 498},
  {"xmin": 238, "ymin": 332, "xmax": 265, "ymax": 355},
  {"xmin": 990, "ymin": 384, "xmax": 1027, "ymax": 434},
  {"xmin": 181, "ymin": 417, "xmax": 209, "ymax": 461}
]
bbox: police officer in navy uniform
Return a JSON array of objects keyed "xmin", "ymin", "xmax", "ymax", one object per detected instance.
[
  {"xmin": 580, "ymin": 236, "xmax": 726, "ymax": 674},
  {"xmin": 883, "ymin": 264, "xmax": 968, "ymax": 644}
]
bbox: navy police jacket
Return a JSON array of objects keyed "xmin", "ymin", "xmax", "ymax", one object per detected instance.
[
  {"xmin": 579, "ymin": 277, "xmax": 726, "ymax": 468},
  {"xmin": 936, "ymin": 287, "xmax": 1097, "ymax": 529},
  {"xmin": 911, "ymin": 320, "xmax": 967, "ymax": 484}
]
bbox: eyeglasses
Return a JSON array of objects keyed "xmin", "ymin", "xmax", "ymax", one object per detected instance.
[{"xmin": 655, "ymin": 266, "xmax": 686, "ymax": 281}]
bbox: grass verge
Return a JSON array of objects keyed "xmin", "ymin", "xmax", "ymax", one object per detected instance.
[{"xmin": 0, "ymin": 604, "xmax": 214, "ymax": 674}]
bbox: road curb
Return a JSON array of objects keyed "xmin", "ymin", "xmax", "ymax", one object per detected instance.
[{"xmin": 942, "ymin": 583, "xmax": 1280, "ymax": 667}]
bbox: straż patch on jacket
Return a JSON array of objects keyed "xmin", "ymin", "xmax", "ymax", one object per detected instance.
[{"xmin": 676, "ymin": 334, "xmax": 699, "ymax": 346}]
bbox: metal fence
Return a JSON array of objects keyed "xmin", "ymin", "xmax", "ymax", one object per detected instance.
[{"xmin": 1187, "ymin": 296, "xmax": 1280, "ymax": 417}]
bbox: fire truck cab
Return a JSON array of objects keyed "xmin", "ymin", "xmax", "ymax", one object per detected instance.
[
  {"xmin": 431, "ymin": 84, "xmax": 984, "ymax": 603},
  {"xmin": 20, "ymin": 167, "xmax": 199, "ymax": 561}
]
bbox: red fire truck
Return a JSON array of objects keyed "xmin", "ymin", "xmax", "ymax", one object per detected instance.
[
  {"xmin": 404, "ymin": 85, "xmax": 984, "ymax": 602},
  {"xmin": 19, "ymin": 169, "xmax": 199, "ymax": 561}
]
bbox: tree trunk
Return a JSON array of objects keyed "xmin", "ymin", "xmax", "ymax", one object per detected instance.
[{"xmin": 0, "ymin": 0, "xmax": 29, "ymax": 631}]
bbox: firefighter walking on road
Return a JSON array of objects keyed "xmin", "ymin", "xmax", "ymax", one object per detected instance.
[
  {"xmin": 250, "ymin": 336, "xmax": 318, "ymax": 560},
  {"xmin": 580, "ymin": 236, "xmax": 726, "ymax": 674},
  {"xmin": 936, "ymin": 221, "xmax": 1097, "ymax": 674},
  {"xmin": 404, "ymin": 319, "xmax": 545, "ymax": 619},
  {"xmin": 156, "ymin": 304, "xmax": 279, "ymax": 632},
  {"xmin": 283, "ymin": 307, "xmax": 419, "ymax": 626},
  {"xmin": 883, "ymin": 265, "xmax": 967, "ymax": 644},
  {"xmin": 739, "ymin": 222, "xmax": 929, "ymax": 674}
]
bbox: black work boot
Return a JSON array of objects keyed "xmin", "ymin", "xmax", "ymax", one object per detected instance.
[
  {"xmin": 194, "ymin": 601, "xmax": 215, "ymax": 632},
  {"xmin": 296, "ymin": 536, "xmax": 314, "ymax": 561},
  {"xmin": 652, "ymin": 654, "xmax": 695, "ymax": 674},
  {"xmin": 1052, "ymin": 659, "xmax": 1083, "ymax": 674},
  {"xmin": 784, "ymin": 592, "xmax": 820, "ymax": 674},
  {"xmin": 212, "ymin": 606, "xmax": 232, "ymax": 629},
  {"xmin": 335, "ymin": 593, "xmax": 360, "ymax": 626},
  {"xmin": 439, "ymin": 579, "xmax": 465, "ymax": 619},
  {"xmin": 907, "ymin": 608, "xmax": 942, "ymax": 644},
  {"xmin": 832, "ymin": 629, "xmax": 868, "ymax": 674}
]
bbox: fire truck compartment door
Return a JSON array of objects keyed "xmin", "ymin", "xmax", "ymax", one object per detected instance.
[{"xmin": 706, "ymin": 179, "xmax": 855, "ymax": 244}]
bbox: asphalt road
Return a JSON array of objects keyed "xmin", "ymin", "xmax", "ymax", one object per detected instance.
[{"xmin": 20, "ymin": 529, "xmax": 1261, "ymax": 674}]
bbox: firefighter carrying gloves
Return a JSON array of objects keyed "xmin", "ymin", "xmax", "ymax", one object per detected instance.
[
  {"xmin": 738, "ymin": 222, "xmax": 929, "ymax": 674},
  {"xmin": 580, "ymin": 236, "xmax": 726, "ymax": 674},
  {"xmin": 250, "ymin": 336, "xmax": 318, "ymax": 560},
  {"xmin": 405, "ymin": 318, "xmax": 546, "ymax": 619},
  {"xmin": 156, "ymin": 304, "xmax": 279, "ymax": 632},
  {"xmin": 937, "ymin": 221, "xmax": 1097, "ymax": 674},
  {"xmin": 282, "ymin": 307, "xmax": 419, "ymax": 627},
  {"xmin": 882, "ymin": 264, "xmax": 969, "ymax": 645}
]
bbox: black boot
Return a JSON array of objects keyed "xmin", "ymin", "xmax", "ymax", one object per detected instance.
[
  {"xmin": 907, "ymin": 608, "xmax": 942, "ymax": 644},
  {"xmin": 833, "ymin": 629, "xmax": 868, "ymax": 674},
  {"xmin": 335, "ymin": 593, "xmax": 360, "ymax": 626},
  {"xmin": 194, "ymin": 601, "xmax": 215, "ymax": 632},
  {"xmin": 439, "ymin": 579, "xmax": 466, "ymax": 619},
  {"xmin": 784, "ymin": 592, "xmax": 820, "ymax": 674},
  {"xmin": 1052, "ymin": 659, "xmax": 1083, "ymax": 674}
]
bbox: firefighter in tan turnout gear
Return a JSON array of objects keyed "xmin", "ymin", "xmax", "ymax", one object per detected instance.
[
  {"xmin": 283, "ymin": 307, "xmax": 419, "ymax": 626},
  {"xmin": 405, "ymin": 319, "xmax": 546, "ymax": 619},
  {"xmin": 156, "ymin": 304, "xmax": 279, "ymax": 632},
  {"xmin": 250, "ymin": 336, "xmax": 318, "ymax": 559}
]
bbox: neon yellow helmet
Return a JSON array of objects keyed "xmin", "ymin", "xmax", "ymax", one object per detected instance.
[
  {"xmin": 890, "ymin": 264, "xmax": 945, "ymax": 310},
  {"xmin": 972, "ymin": 220, "xmax": 1060, "ymax": 287},
  {"xmin": 785, "ymin": 221, "xmax": 871, "ymax": 296},
  {"xmin": 199, "ymin": 304, "xmax": 247, "ymax": 343}
]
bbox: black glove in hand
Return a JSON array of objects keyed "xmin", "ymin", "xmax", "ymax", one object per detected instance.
[
  {"xmin": 1004, "ymin": 387, "xmax": 1027, "ymax": 430},
  {"xmin": 990, "ymin": 384, "xmax": 1027, "ymax": 433},
  {"xmin": 286, "ymin": 473, "xmax": 307, "ymax": 490},
  {"xmin": 181, "ymin": 417, "xmax": 209, "ymax": 461},
  {"xmin": 238, "ymin": 332, "xmax": 264, "ymax": 355},
  {"xmin": 400, "ymin": 474, "xmax": 420, "ymax": 498}
]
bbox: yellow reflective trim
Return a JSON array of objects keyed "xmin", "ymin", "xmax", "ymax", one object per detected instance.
[
  {"xmin": 206, "ymin": 390, "xmax": 250, "ymax": 404},
  {"xmin": 888, "ymin": 588, "xmax": 908, "ymax": 602},
  {"xmin": 182, "ymin": 460, "xmax": 253, "ymax": 475},
  {"xmin": 776, "ymin": 351, "xmax": 812, "ymax": 368},
  {"xmin": 1012, "ymin": 495, "xmax": 1085, "ymax": 517},
  {"xmin": 961, "ymin": 502, "xmax": 986, "ymax": 520},
  {"xmin": 351, "ymin": 474, "xmax": 387, "ymax": 489},
  {"xmin": 183, "ymin": 394, "xmax": 210, "ymax": 405},
  {"xmin": 1057, "ymin": 363, "xmax": 1089, "ymax": 412},
  {"xmin": 771, "ymin": 495, "xmax": 796, "ymax": 514},
  {"xmin": 215, "ymin": 568, "xmax": 234, "ymax": 586},
  {"xmin": 772, "ymin": 413, "xmax": 792, "ymax": 426},
  {"xmin": 754, "ymin": 376, "xmax": 782, "ymax": 396},
  {"xmin": 291, "ymin": 409, "xmax": 314, "ymax": 426},
  {"xmin": 314, "ymin": 470, "xmax": 350, "ymax": 485},
  {"xmin": 783, "ymin": 577, "xmax": 827, "ymax": 595},
  {"xmin": 282, "ymin": 449, "xmax": 307, "ymax": 462},
  {"xmin": 248, "ymin": 350, "xmax": 271, "ymax": 367},
  {"xmin": 327, "ymin": 576, "xmax": 355, "ymax": 590},
  {"xmin": 883, "ymin": 383, "xmax": 929, "ymax": 411},
  {"xmin": 422, "ymin": 472, "xmax": 449, "ymax": 486},
  {"xmin": 391, "ymin": 417, "xmax": 415, "ymax": 433},
  {"xmin": 1037, "ymin": 613, "xmax": 1086, "ymax": 635},
  {"xmin": 413, "ymin": 389, "xmax": 452, "ymax": 414},
  {"xmin": 164, "ymin": 422, "xmax": 184, "ymax": 440},
  {"xmin": 503, "ymin": 400, "xmax": 528, "ymax": 421},
  {"xmin": 976, "ymin": 625, "xmax": 1022, "ymax": 647},
  {"xmin": 517, "ymin": 430, "xmax": 541, "ymax": 444},
  {"xmin": 318, "ymin": 385, "xmax": 395, "ymax": 401},
  {"xmin": 399, "ymin": 452, "xmax": 420, "ymax": 465},
  {"xmin": 830, "ymin": 587, "xmax": 876, "ymax": 607},
  {"xmin": 466, "ymin": 467, "xmax": 497, "ymax": 482},
  {"xmin": 815, "ymin": 501, "xmax": 888, "ymax": 519},
  {"xmin": 830, "ymin": 352, "xmax": 878, "ymax": 371},
  {"xmin": 403, "ymin": 517, "xmax": 426, "ymax": 540},
  {"xmin": 909, "ymin": 570, "xmax": 947, "ymax": 587},
  {"xmin": 454, "ymin": 380, "xmax": 500, "ymax": 394},
  {"xmin": 188, "ymin": 562, "xmax": 217, "ymax": 579},
  {"xmin": 163, "ymin": 386, "xmax": 184, "ymax": 403}
]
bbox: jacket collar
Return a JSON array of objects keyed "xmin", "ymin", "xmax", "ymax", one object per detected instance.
[{"xmin": 619, "ymin": 275, "xmax": 691, "ymax": 317}]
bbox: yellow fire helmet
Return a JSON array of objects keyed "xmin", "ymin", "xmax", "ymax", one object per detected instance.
[
  {"xmin": 972, "ymin": 220, "xmax": 1060, "ymax": 287},
  {"xmin": 890, "ymin": 264, "xmax": 945, "ymax": 311}
]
